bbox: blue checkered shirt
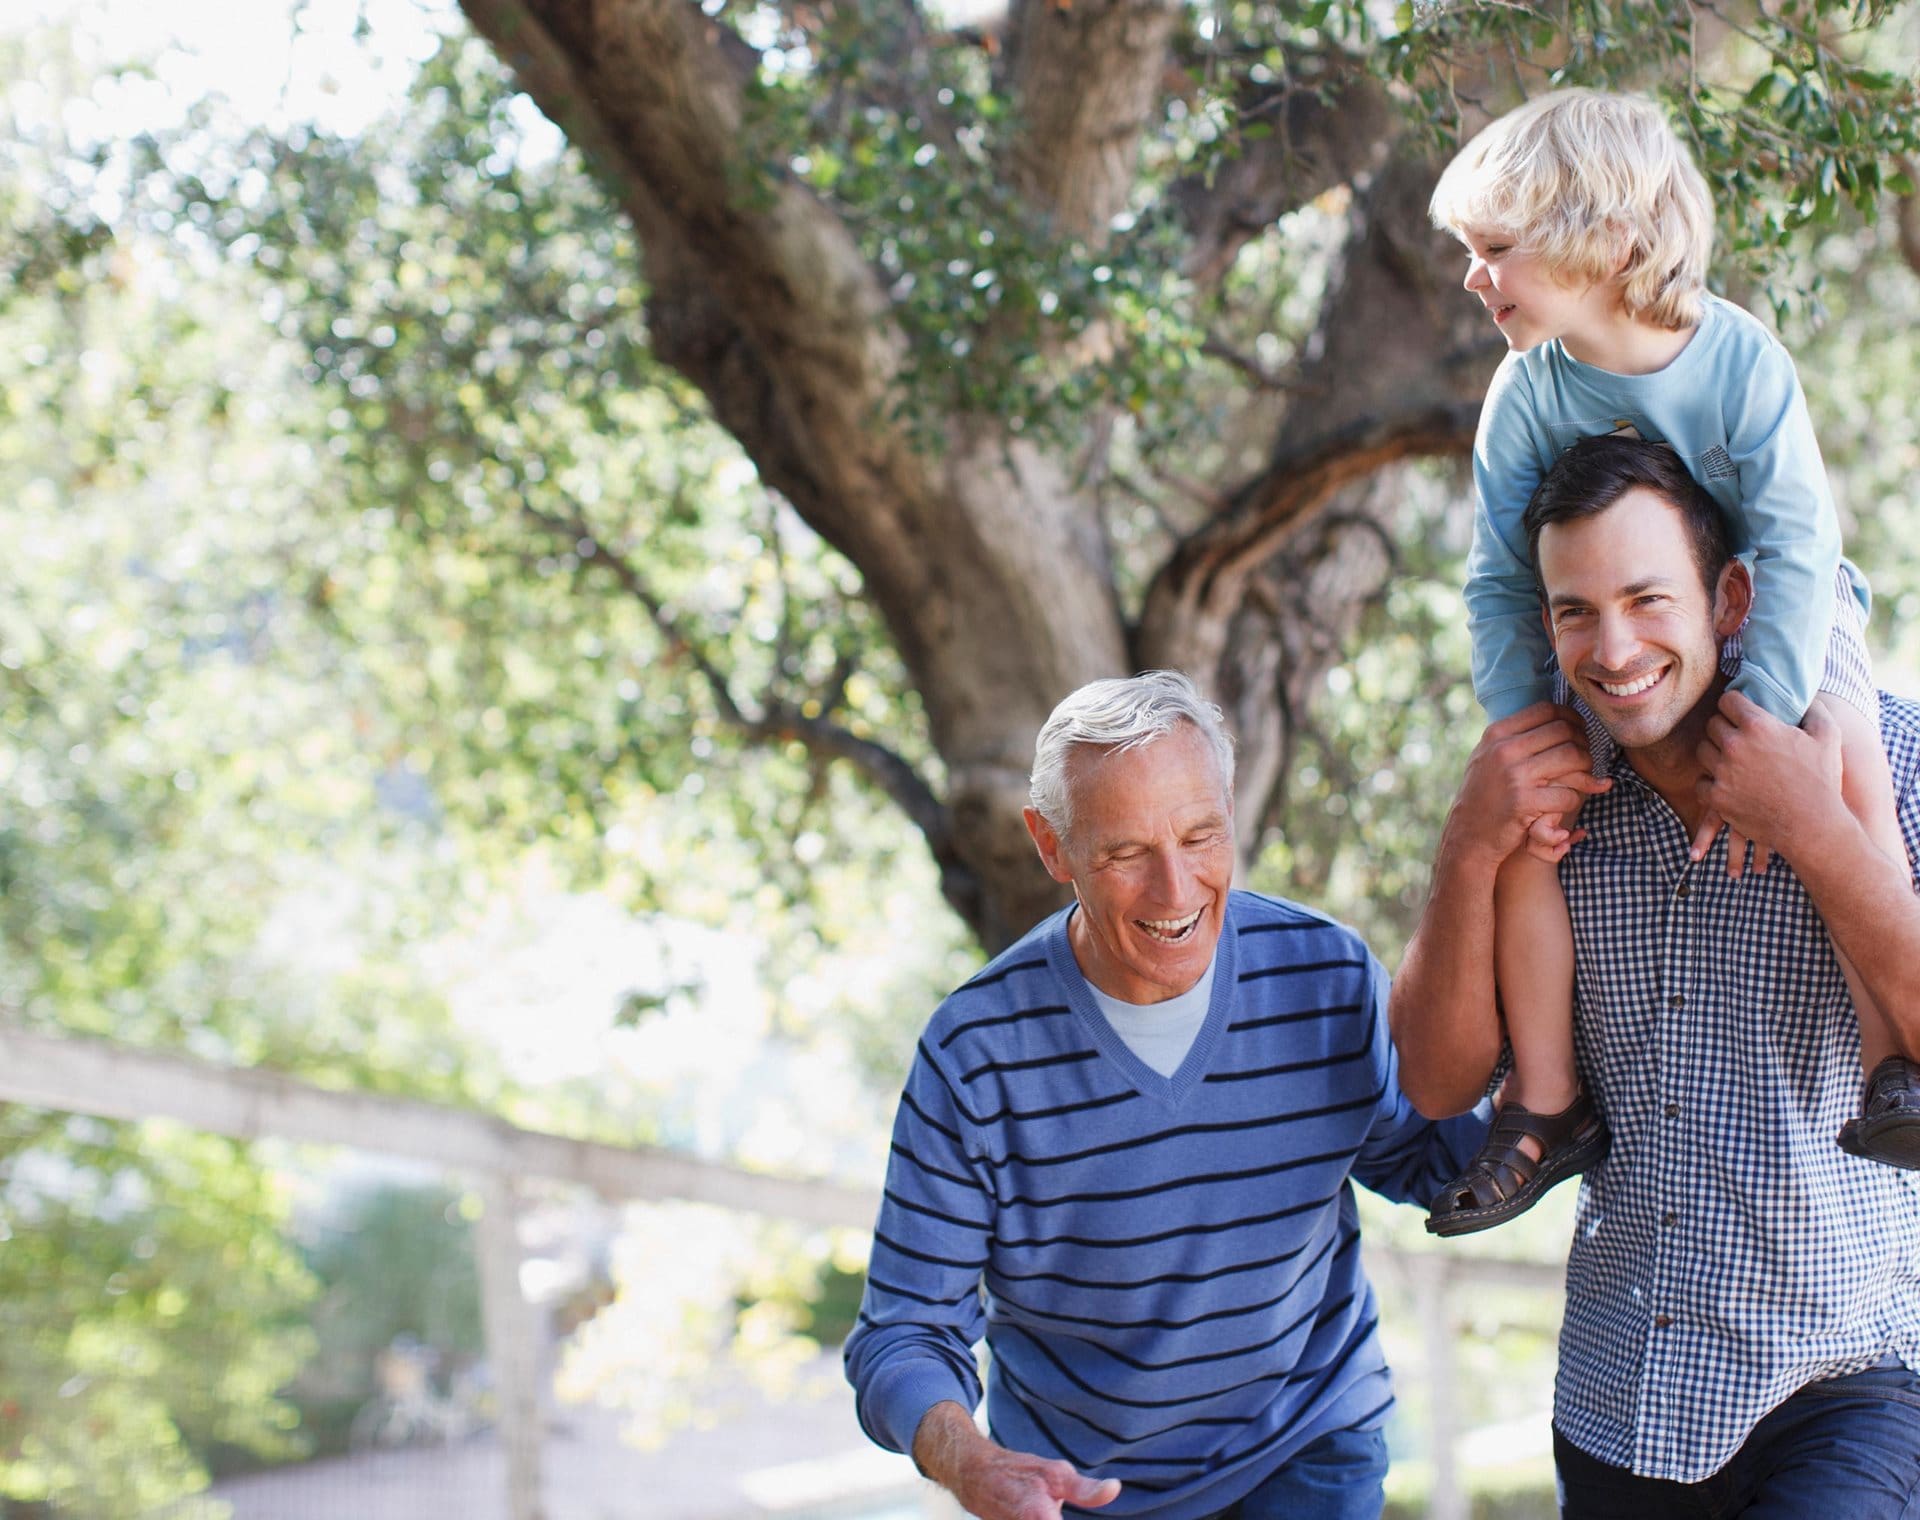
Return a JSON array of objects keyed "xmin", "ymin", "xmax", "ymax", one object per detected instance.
[{"xmin": 1554, "ymin": 691, "xmax": 1920, "ymax": 1482}]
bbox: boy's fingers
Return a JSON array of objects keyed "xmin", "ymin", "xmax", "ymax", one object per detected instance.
[
  {"xmin": 1726, "ymin": 827, "xmax": 1750, "ymax": 880},
  {"xmin": 1688, "ymin": 809, "xmax": 1723, "ymax": 862}
]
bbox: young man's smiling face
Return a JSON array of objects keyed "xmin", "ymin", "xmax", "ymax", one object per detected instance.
[
  {"xmin": 1024, "ymin": 723, "xmax": 1235, "ymax": 1005},
  {"xmin": 1537, "ymin": 484, "xmax": 1748, "ymax": 755}
]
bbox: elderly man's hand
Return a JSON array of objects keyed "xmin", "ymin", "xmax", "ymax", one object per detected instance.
[
  {"xmin": 913, "ymin": 1403, "xmax": 1120, "ymax": 1520},
  {"xmin": 1450, "ymin": 703, "xmax": 1612, "ymax": 867},
  {"xmin": 1697, "ymin": 691, "xmax": 1845, "ymax": 866}
]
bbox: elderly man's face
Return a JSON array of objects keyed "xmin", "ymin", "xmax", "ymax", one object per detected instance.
[
  {"xmin": 1537, "ymin": 485, "xmax": 1747, "ymax": 753},
  {"xmin": 1026, "ymin": 723, "xmax": 1235, "ymax": 1004}
]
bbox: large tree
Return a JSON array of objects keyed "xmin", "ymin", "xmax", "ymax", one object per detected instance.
[{"xmin": 180, "ymin": 0, "xmax": 1920, "ymax": 950}]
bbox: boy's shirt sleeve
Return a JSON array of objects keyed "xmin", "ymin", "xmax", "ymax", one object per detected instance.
[
  {"xmin": 1353, "ymin": 956, "xmax": 1494, "ymax": 1204},
  {"xmin": 1467, "ymin": 356, "xmax": 1556, "ymax": 721},
  {"xmin": 842, "ymin": 1036, "xmax": 992, "ymax": 1456},
  {"xmin": 1720, "ymin": 339, "xmax": 1847, "ymax": 725}
]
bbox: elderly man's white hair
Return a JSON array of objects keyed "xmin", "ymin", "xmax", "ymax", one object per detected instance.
[{"xmin": 1028, "ymin": 671, "xmax": 1236, "ymax": 843}]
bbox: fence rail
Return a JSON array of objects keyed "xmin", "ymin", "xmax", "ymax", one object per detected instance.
[
  {"xmin": 0, "ymin": 1021, "xmax": 1565, "ymax": 1520},
  {"xmin": 0, "ymin": 1022, "xmax": 878, "ymax": 1225}
]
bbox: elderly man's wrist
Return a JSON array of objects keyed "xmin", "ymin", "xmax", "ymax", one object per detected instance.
[{"xmin": 911, "ymin": 1400, "xmax": 983, "ymax": 1485}]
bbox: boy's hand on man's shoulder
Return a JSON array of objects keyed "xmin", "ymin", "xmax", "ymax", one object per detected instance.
[
  {"xmin": 1450, "ymin": 703, "xmax": 1611, "ymax": 867},
  {"xmin": 1697, "ymin": 691, "xmax": 1845, "ymax": 866}
]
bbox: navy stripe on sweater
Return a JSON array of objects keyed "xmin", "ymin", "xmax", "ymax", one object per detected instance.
[{"xmin": 845, "ymin": 891, "xmax": 1490, "ymax": 1520}]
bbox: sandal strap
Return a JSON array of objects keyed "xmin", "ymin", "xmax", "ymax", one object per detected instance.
[
  {"xmin": 1438, "ymin": 1092, "xmax": 1601, "ymax": 1213},
  {"xmin": 1864, "ymin": 1056, "xmax": 1920, "ymax": 1117}
]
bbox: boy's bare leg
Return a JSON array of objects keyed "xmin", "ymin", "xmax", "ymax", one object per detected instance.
[
  {"xmin": 1495, "ymin": 848, "xmax": 1581, "ymax": 1135},
  {"xmin": 1817, "ymin": 695, "xmax": 1912, "ymax": 1071},
  {"xmin": 1425, "ymin": 830, "xmax": 1607, "ymax": 1233}
]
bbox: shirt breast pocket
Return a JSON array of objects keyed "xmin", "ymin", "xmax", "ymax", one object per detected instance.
[{"xmin": 1725, "ymin": 877, "xmax": 1849, "ymax": 1078}]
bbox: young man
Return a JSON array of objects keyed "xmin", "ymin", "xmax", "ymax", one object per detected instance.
[
  {"xmin": 846, "ymin": 671, "xmax": 1490, "ymax": 1519},
  {"xmin": 1392, "ymin": 435, "xmax": 1920, "ymax": 1515}
]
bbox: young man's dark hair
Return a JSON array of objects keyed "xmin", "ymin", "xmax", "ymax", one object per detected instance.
[{"xmin": 1522, "ymin": 435, "xmax": 1732, "ymax": 596}]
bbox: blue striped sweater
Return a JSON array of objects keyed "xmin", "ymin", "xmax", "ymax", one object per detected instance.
[{"xmin": 845, "ymin": 890, "xmax": 1490, "ymax": 1516}]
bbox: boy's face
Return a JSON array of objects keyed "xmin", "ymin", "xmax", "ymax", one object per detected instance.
[{"xmin": 1459, "ymin": 228, "xmax": 1620, "ymax": 355}]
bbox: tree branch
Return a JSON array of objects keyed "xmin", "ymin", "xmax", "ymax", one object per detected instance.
[
  {"xmin": 1171, "ymin": 58, "xmax": 1399, "ymax": 290},
  {"xmin": 518, "ymin": 497, "xmax": 955, "ymax": 855},
  {"xmin": 455, "ymin": 0, "xmax": 688, "ymax": 230},
  {"xmin": 459, "ymin": 0, "xmax": 898, "ymax": 409},
  {"xmin": 1200, "ymin": 332, "xmax": 1313, "ymax": 392},
  {"xmin": 1139, "ymin": 147, "xmax": 1491, "ymax": 671},
  {"xmin": 1136, "ymin": 402, "xmax": 1478, "ymax": 667},
  {"xmin": 998, "ymin": 0, "xmax": 1183, "ymax": 240}
]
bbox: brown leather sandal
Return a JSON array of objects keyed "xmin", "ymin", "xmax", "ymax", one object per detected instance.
[
  {"xmin": 1425, "ymin": 1091, "xmax": 1610, "ymax": 1237},
  {"xmin": 1837, "ymin": 1056, "xmax": 1920, "ymax": 1170}
]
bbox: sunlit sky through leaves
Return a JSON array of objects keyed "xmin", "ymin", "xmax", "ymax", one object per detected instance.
[{"xmin": 6, "ymin": 0, "xmax": 926, "ymax": 1181}]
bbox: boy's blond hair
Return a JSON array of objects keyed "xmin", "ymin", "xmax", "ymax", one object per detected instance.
[{"xmin": 1430, "ymin": 88, "xmax": 1713, "ymax": 330}]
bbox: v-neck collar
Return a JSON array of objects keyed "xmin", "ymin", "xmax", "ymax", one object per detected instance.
[{"xmin": 1044, "ymin": 896, "xmax": 1240, "ymax": 1110}]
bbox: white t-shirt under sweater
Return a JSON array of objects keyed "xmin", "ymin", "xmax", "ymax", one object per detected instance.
[{"xmin": 1086, "ymin": 953, "xmax": 1218, "ymax": 1076}]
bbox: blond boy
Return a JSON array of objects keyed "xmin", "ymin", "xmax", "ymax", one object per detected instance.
[{"xmin": 1420, "ymin": 89, "xmax": 1920, "ymax": 1235}]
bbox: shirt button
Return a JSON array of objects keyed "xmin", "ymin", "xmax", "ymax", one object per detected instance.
[
  {"xmin": 1670, "ymin": 994, "xmax": 1686, "ymax": 1010},
  {"xmin": 1654, "ymin": 1314, "xmax": 1673, "ymax": 1329},
  {"xmin": 1675, "ymin": 882, "xmax": 1691, "ymax": 899},
  {"xmin": 1665, "ymin": 1102, "xmax": 1682, "ymax": 1118},
  {"xmin": 1662, "ymin": 1210, "xmax": 1678, "ymax": 1227}
]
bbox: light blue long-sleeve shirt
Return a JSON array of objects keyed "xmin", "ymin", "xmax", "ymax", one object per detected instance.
[{"xmin": 1469, "ymin": 292, "xmax": 1870, "ymax": 725}]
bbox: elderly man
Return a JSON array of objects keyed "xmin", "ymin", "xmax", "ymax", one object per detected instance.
[
  {"xmin": 1392, "ymin": 436, "xmax": 1920, "ymax": 1516},
  {"xmin": 845, "ymin": 671, "xmax": 1490, "ymax": 1519}
]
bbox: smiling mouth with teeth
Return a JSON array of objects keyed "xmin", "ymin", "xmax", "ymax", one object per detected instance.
[
  {"xmin": 1595, "ymin": 667, "xmax": 1667, "ymax": 698},
  {"xmin": 1137, "ymin": 908, "xmax": 1204, "ymax": 944}
]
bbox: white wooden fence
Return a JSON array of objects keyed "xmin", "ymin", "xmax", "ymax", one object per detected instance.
[{"xmin": 0, "ymin": 1022, "xmax": 1561, "ymax": 1520}]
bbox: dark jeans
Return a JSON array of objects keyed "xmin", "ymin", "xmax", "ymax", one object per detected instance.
[
  {"xmin": 1555, "ymin": 1361, "xmax": 1920, "ymax": 1518},
  {"xmin": 1208, "ymin": 1423, "xmax": 1389, "ymax": 1520}
]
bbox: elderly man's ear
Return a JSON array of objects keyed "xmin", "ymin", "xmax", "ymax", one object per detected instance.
[{"xmin": 1023, "ymin": 807, "xmax": 1076, "ymax": 887}]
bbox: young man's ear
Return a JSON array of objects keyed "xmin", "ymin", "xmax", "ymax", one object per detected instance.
[
  {"xmin": 1023, "ymin": 807, "xmax": 1076, "ymax": 886},
  {"xmin": 1712, "ymin": 559, "xmax": 1754, "ymax": 640}
]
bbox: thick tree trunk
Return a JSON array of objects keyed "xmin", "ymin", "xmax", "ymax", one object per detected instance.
[
  {"xmin": 460, "ymin": 0, "xmax": 1495, "ymax": 950},
  {"xmin": 1140, "ymin": 147, "xmax": 1498, "ymax": 857}
]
